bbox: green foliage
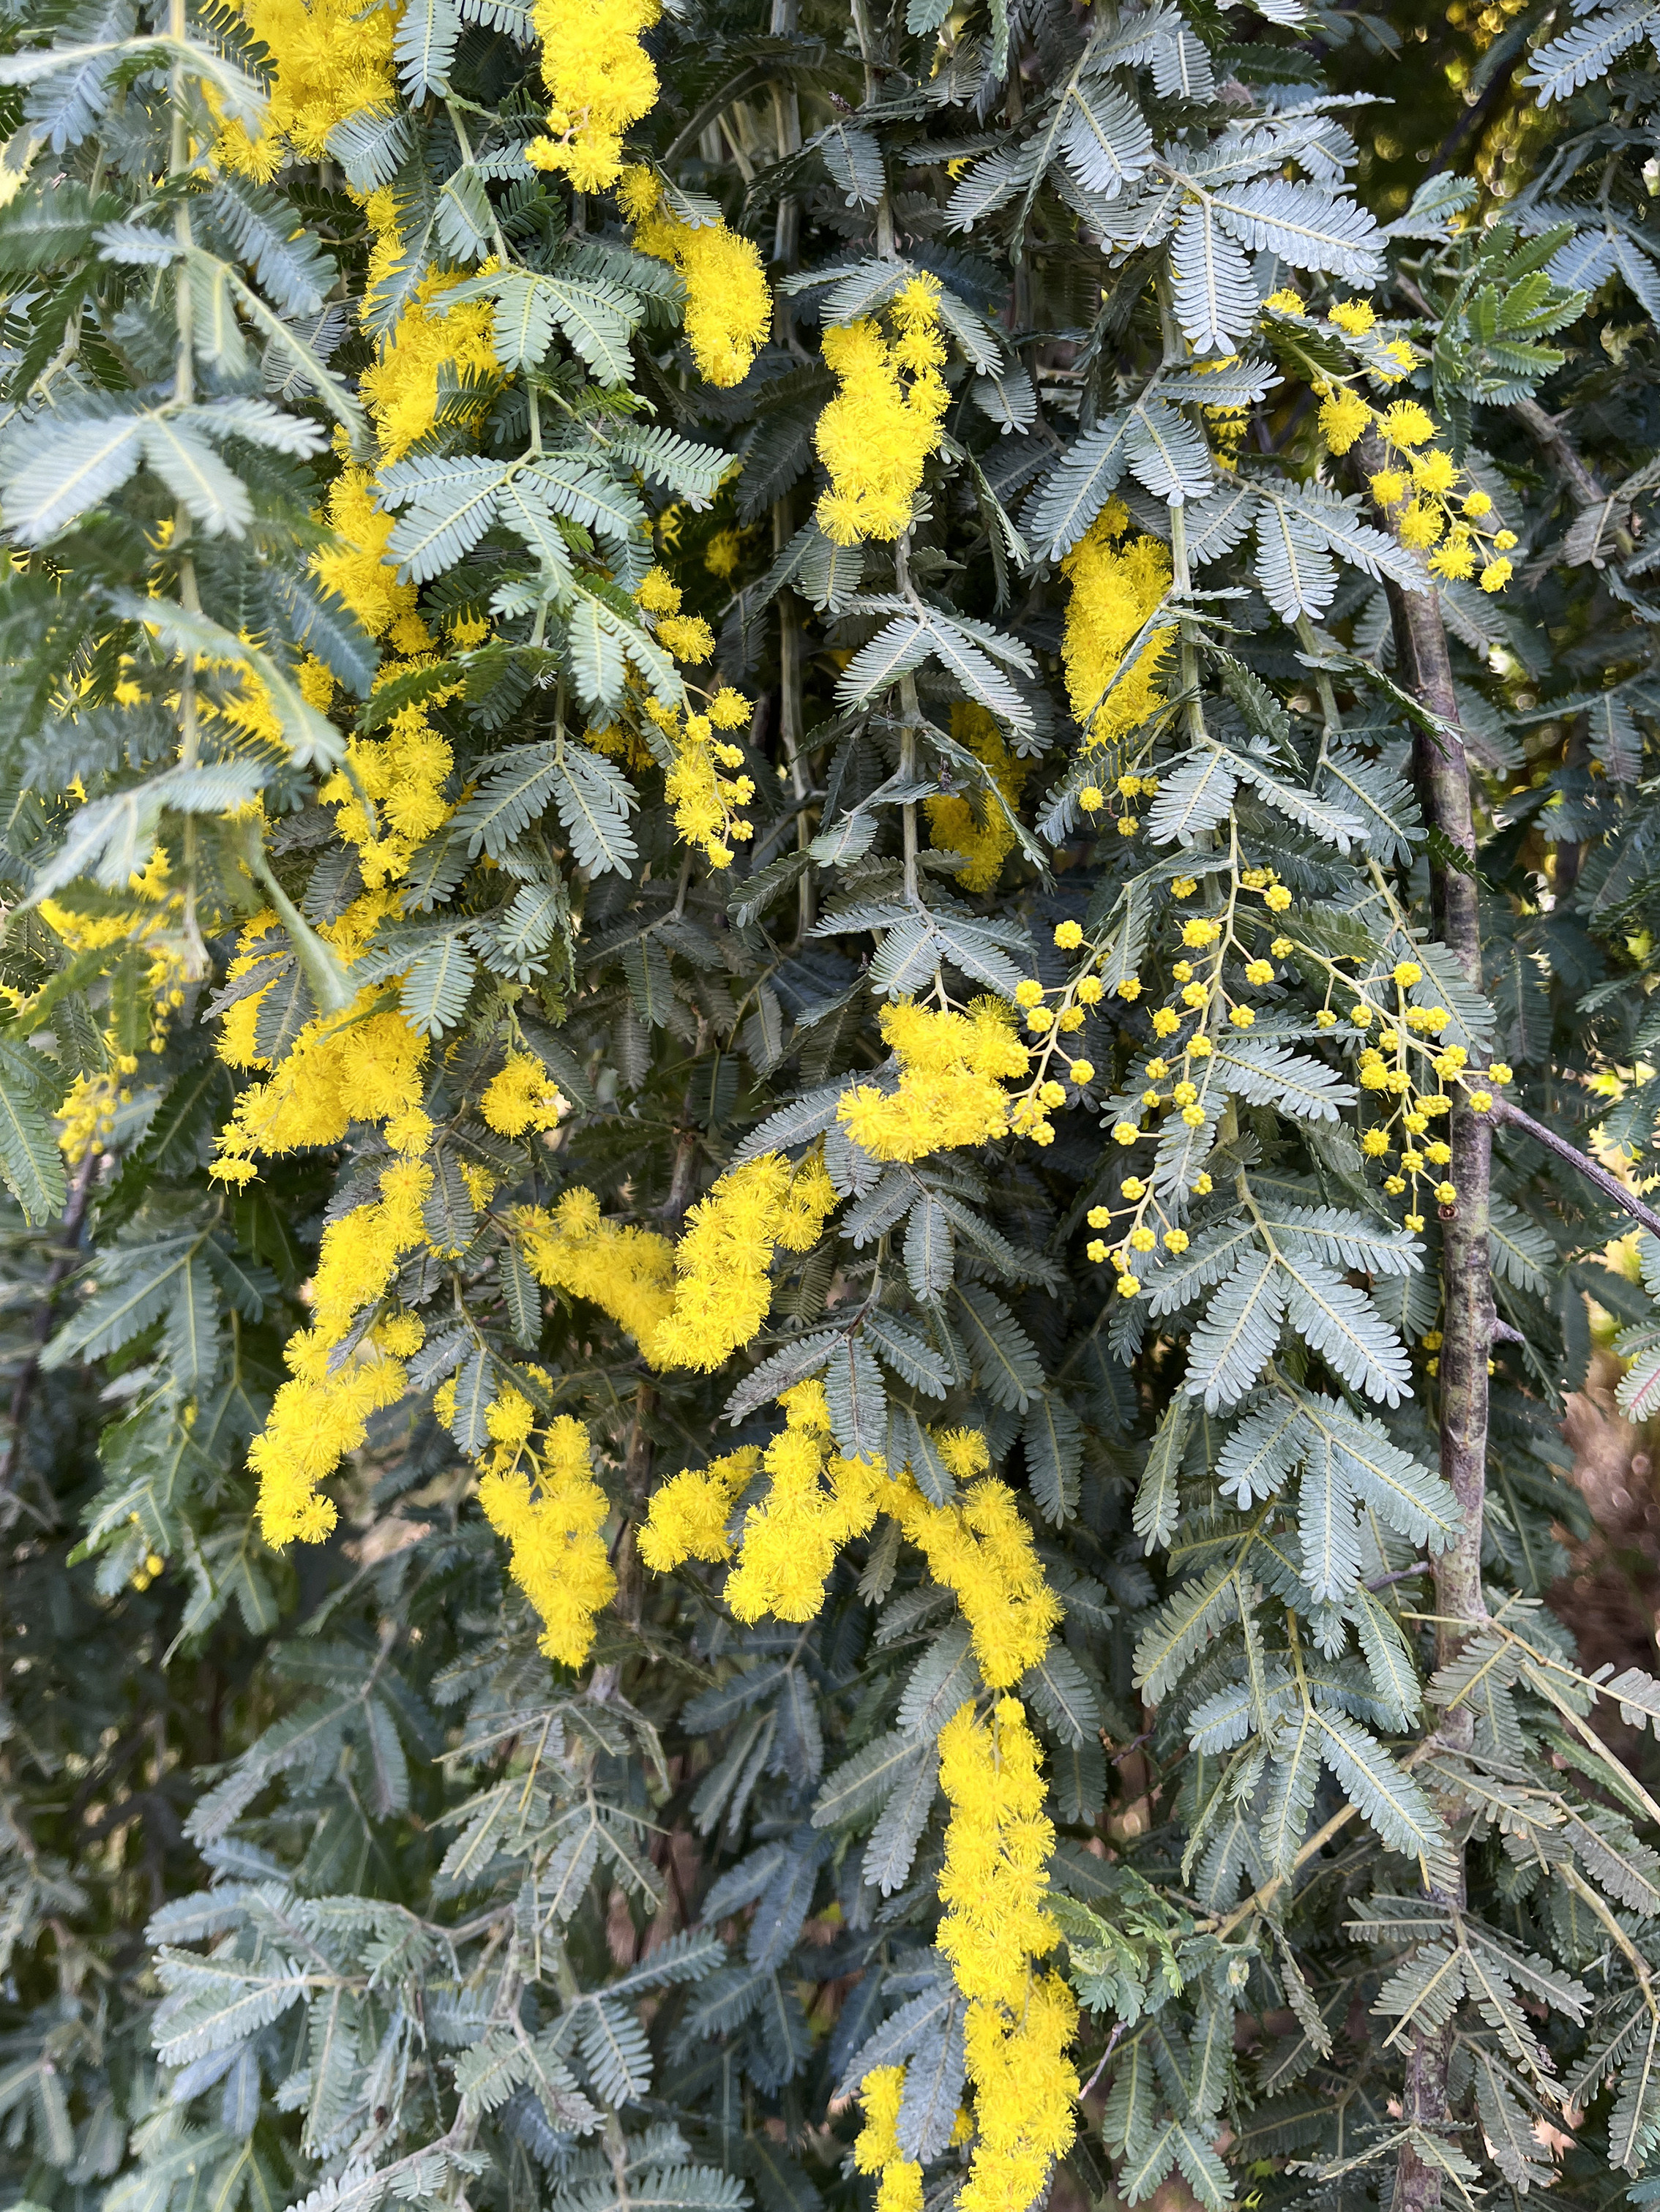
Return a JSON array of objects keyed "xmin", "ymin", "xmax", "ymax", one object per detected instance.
[{"xmin": 0, "ymin": 7, "xmax": 1657, "ymax": 2212}]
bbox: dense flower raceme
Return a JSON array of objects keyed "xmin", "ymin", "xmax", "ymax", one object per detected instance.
[
  {"xmin": 837, "ymin": 998, "xmax": 1032, "ymax": 1161},
  {"xmin": 619, "ymin": 168, "xmax": 772, "ymax": 389},
  {"xmin": 211, "ymin": 0, "xmax": 395, "ymax": 172},
  {"xmin": 516, "ymin": 1152, "xmax": 835, "ymax": 1373},
  {"xmin": 926, "ymin": 705, "xmax": 1033, "ymax": 892},
  {"xmin": 464, "ymin": 1390, "xmax": 617, "ymax": 1667},
  {"xmin": 939, "ymin": 1701, "xmax": 1080, "ymax": 2212},
  {"xmin": 637, "ymin": 1399, "xmax": 1075, "ymax": 2180},
  {"xmin": 1061, "ymin": 502, "xmax": 1173, "ymax": 768},
  {"xmin": 526, "ymin": 0, "xmax": 661, "ymax": 187},
  {"xmin": 815, "ymin": 278, "xmax": 953, "ymax": 544}
]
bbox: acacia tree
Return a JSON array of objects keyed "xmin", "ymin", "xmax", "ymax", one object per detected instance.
[{"xmin": 0, "ymin": 1, "xmax": 1657, "ymax": 2211}]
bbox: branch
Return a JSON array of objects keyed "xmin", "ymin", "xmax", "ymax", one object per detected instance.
[
  {"xmin": 1510, "ymin": 397, "xmax": 1606, "ymax": 514},
  {"xmin": 1386, "ymin": 573, "xmax": 1491, "ymax": 2212},
  {"xmin": 1489, "ymin": 1092, "xmax": 1660, "ymax": 1240}
]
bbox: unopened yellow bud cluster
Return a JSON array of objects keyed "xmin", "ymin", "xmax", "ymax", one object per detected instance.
[
  {"xmin": 1294, "ymin": 942, "xmax": 1517, "ymax": 1229},
  {"xmin": 815, "ymin": 278, "xmax": 951, "ymax": 544},
  {"xmin": 1034, "ymin": 873, "xmax": 1294, "ymax": 1280},
  {"xmin": 56, "ymin": 1072, "xmax": 125, "ymax": 1165}
]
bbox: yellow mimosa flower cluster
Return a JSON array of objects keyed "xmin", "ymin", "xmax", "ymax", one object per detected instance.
[
  {"xmin": 619, "ymin": 168, "xmax": 771, "ymax": 389},
  {"xmin": 1060, "ymin": 502, "xmax": 1172, "ymax": 754},
  {"xmin": 649, "ymin": 1154, "xmax": 837, "ymax": 1371},
  {"xmin": 470, "ymin": 1390, "xmax": 617, "ymax": 1668},
  {"xmin": 481, "ymin": 1054, "xmax": 566, "ymax": 1137},
  {"xmin": 855, "ymin": 2066, "xmax": 923, "ymax": 2212},
  {"xmin": 517, "ymin": 1153, "xmax": 835, "ymax": 1371},
  {"xmin": 815, "ymin": 279, "xmax": 951, "ymax": 545},
  {"xmin": 212, "ymin": 0, "xmax": 395, "ymax": 176},
  {"xmin": 638, "ymin": 1446, "xmax": 760, "ymax": 1571},
  {"xmin": 938, "ymin": 1701, "xmax": 1079, "ymax": 2212},
  {"xmin": 316, "ymin": 663, "xmax": 459, "ymax": 888},
  {"xmin": 251, "ymin": 1311, "xmax": 425, "ymax": 1546},
  {"xmin": 836, "ymin": 999, "xmax": 1030, "ymax": 1162},
  {"xmin": 524, "ymin": 0, "xmax": 661, "ymax": 189},
  {"xmin": 313, "ymin": 467, "xmax": 433, "ymax": 656},
  {"xmin": 722, "ymin": 1380, "xmax": 886, "ymax": 1621},
  {"xmin": 1315, "ymin": 390, "xmax": 1516, "ymax": 591},
  {"xmin": 635, "ymin": 586, "xmax": 758, "ymax": 869},
  {"xmin": 359, "ymin": 272, "xmax": 502, "ymax": 464},
  {"xmin": 213, "ymin": 986, "xmax": 432, "ymax": 1181},
  {"xmin": 924, "ymin": 705, "xmax": 1031, "ymax": 893},
  {"xmin": 884, "ymin": 1447, "xmax": 1061, "ymax": 1687}
]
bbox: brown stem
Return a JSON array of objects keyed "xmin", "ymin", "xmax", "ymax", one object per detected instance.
[
  {"xmin": 0, "ymin": 1154, "xmax": 97, "ymax": 1502},
  {"xmin": 1386, "ymin": 579, "xmax": 1493, "ymax": 2212},
  {"xmin": 1488, "ymin": 1093, "xmax": 1660, "ymax": 1239},
  {"xmin": 1510, "ymin": 397, "xmax": 1605, "ymax": 514}
]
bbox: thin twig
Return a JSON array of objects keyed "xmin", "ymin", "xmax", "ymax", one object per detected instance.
[
  {"xmin": 1488, "ymin": 1093, "xmax": 1660, "ymax": 1241},
  {"xmin": 1078, "ymin": 2021, "xmax": 1126, "ymax": 2100}
]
